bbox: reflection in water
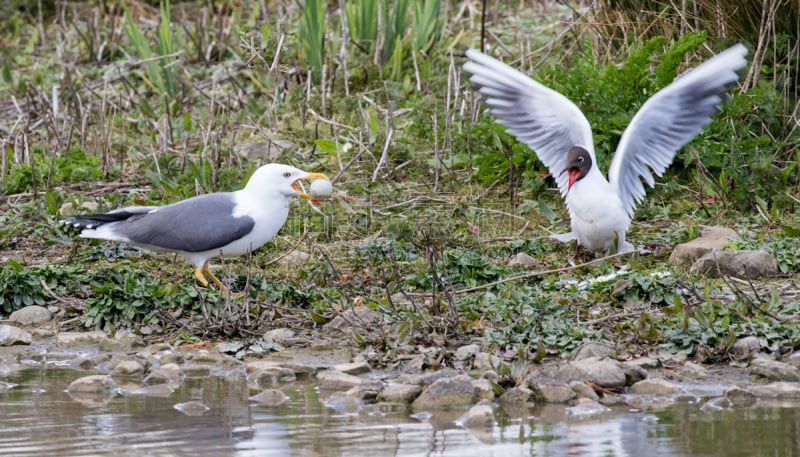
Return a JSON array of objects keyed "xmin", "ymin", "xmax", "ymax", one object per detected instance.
[{"xmin": 0, "ymin": 366, "xmax": 799, "ymax": 456}]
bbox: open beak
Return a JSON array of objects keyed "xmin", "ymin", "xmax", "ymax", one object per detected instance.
[
  {"xmin": 292, "ymin": 172, "xmax": 329, "ymax": 205},
  {"xmin": 560, "ymin": 167, "xmax": 581, "ymax": 192}
]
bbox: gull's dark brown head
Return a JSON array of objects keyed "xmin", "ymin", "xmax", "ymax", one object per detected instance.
[{"xmin": 560, "ymin": 146, "xmax": 592, "ymax": 192}]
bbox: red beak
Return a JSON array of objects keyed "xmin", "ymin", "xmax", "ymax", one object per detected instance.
[{"xmin": 561, "ymin": 168, "xmax": 581, "ymax": 192}]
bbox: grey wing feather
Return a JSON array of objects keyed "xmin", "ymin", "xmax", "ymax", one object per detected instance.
[
  {"xmin": 115, "ymin": 193, "xmax": 255, "ymax": 252},
  {"xmin": 464, "ymin": 49, "xmax": 595, "ymax": 197},
  {"xmin": 608, "ymin": 44, "xmax": 748, "ymax": 217}
]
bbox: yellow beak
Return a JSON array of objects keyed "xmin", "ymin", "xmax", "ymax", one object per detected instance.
[{"xmin": 292, "ymin": 172, "xmax": 329, "ymax": 204}]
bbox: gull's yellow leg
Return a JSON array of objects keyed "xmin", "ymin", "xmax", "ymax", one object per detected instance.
[
  {"xmin": 202, "ymin": 263, "xmax": 229, "ymax": 293},
  {"xmin": 194, "ymin": 266, "xmax": 209, "ymax": 287}
]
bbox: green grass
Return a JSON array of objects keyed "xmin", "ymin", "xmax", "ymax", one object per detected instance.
[{"xmin": 0, "ymin": 1, "xmax": 798, "ymax": 361}]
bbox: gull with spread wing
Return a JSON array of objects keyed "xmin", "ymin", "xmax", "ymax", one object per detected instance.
[{"xmin": 464, "ymin": 45, "xmax": 748, "ymax": 254}]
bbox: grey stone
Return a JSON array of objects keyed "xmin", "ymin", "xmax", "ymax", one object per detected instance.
[
  {"xmin": 143, "ymin": 370, "xmax": 175, "ymax": 385},
  {"xmin": 570, "ymin": 381, "xmax": 599, "ymax": 400},
  {"xmin": 378, "ymin": 383, "xmax": 423, "ymax": 404},
  {"xmin": 316, "ymin": 370, "xmax": 363, "ymax": 390},
  {"xmin": 332, "ymin": 361, "xmax": 371, "ymax": 375},
  {"xmin": 67, "ymin": 375, "xmax": 116, "ymax": 394},
  {"xmin": 253, "ymin": 367, "xmax": 297, "ymax": 387},
  {"xmin": 402, "ymin": 367, "xmax": 459, "ymax": 386},
  {"xmin": 324, "ymin": 395, "xmax": 362, "ymax": 413},
  {"xmin": 344, "ymin": 379, "xmax": 384, "ymax": 400},
  {"xmin": 629, "ymin": 378, "xmax": 679, "ymax": 395},
  {"xmin": 187, "ymin": 349, "xmax": 219, "ymax": 364},
  {"xmin": 724, "ymin": 387, "xmax": 757, "ymax": 407},
  {"xmin": 508, "ymin": 252, "xmax": 537, "ymax": 267},
  {"xmin": 750, "ymin": 382, "xmax": 800, "ymax": 399},
  {"xmin": 555, "ymin": 358, "xmax": 627, "ymax": 388},
  {"xmin": 531, "ymin": 381, "xmax": 577, "ymax": 403},
  {"xmin": 571, "ymin": 342, "xmax": 615, "ymax": 361},
  {"xmin": 472, "ymin": 378, "xmax": 495, "ymax": 400},
  {"xmin": 669, "ymin": 226, "xmax": 739, "ymax": 268},
  {"xmin": 324, "ymin": 307, "xmax": 384, "ymax": 335},
  {"xmin": 251, "ymin": 389, "xmax": 288, "ymax": 406},
  {"xmin": 681, "ymin": 361, "xmax": 709, "ymax": 378},
  {"xmin": 56, "ymin": 331, "xmax": 108, "ymax": 348},
  {"xmin": 9, "ymin": 306, "xmax": 52, "ymax": 326},
  {"xmin": 182, "ymin": 365, "xmax": 212, "ymax": 378},
  {"xmin": 0, "ymin": 325, "xmax": 32, "ymax": 346},
  {"xmin": 700, "ymin": 397, "xmax": 732, "ymax": 411},
  {"xmin": 263, "ymin": 328, "xmax": 296, "ymax": 344},
  {"xmin": 620, "ymin": 363, "xmax": 648, "ymax": 385},
  {"xmin": 278, "ymin": 361, "xmax": 317, "ymax": 379},
  {"xmin": 623, "ymin": 357, "xmax": 660, "ymax": 369},
  {"xmin": 473, "ymin": 352, "xmax": 510, "ymax": 372},
  {"xmin": 500, "ymin": 385, "xmax": 534, "ymax": 406},
  {"xmin": 156, "ymin": 350, "xmax": 184, "ymax": 365},
  {"xmin": 159, "ymin": 363, "xmax": 182, "ymax": 379},
  {"xmin": 412, "ymin": 375, "xmax": 478, "ymax": 410},
  {"xmin": 692, "ymin": 250, "xmax": 778, "ymax": 279},
  {"xmin": 455, "ymin": 344, "xmax": 481, "ymax": 361},
  {"xmin": 731, "ymin": 336, "xmax": 762, "ymax": 360},
  {"xmin": 111, "ymin": 360, "xmax": 145, "ymax": 378},
  {"xmin": 461, "ymin": 399, "xmax": 495, "ymax": 428},
  {"xmin": 750, "ymin": 358, "xmax": 800, "ymax": 382},
  {"xmin": 100, "ymin": 330, "xmax": 145, "ymax": 352}
]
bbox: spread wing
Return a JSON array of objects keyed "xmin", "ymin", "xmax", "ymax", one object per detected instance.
[
  {"xmin": 608, "ymin": 44, "xmax": 748, "ymax": 218},
  {"xmin": 464, "ymin": 49, "xmax": 595, "ymax": 198}
]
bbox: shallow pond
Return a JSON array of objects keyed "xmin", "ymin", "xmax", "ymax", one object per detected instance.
[{"xmin": 1, "ymin": 365, "xmax": 799, "ymax": 457}]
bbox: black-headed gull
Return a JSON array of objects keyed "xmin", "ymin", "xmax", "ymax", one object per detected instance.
[{"xmin": 464, "ymin": 45, "xmax": 748, "ymax": 254}]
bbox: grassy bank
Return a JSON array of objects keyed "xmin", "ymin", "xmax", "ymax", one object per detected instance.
[{"xmin": 1, "ymin": 0, "xmax": 798, "ymax": 362}]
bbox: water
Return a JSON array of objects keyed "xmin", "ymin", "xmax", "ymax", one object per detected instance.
[{"xmin": 1, "ymin": 366, "xmax": 799, "ymax": 457}]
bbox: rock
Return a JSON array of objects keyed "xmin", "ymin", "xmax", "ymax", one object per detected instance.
[
  {"xmin": 500, "ymin": 385, "xmax": 534, "ymax": 406},
  {"xmin": 571, "ymin": 342, "xmax": 615, "ymax": 361},
  {"xmin": 182, "ymin": 365, "xmax": 212, "ymax": 378},
  {"xmin": 156, "ymin": 350, "xmax": 184, "ymax": 365},
  {"xmin": 9, "ymin": 306, "xmax": 52, "ymax": 326},
  {"xmin": 187, "ymin": 350, "xmax": 219, "ymax": 364},
  {"xmin": 0, "ymin": 325, "xmax": 32, "ymax": 346},
  {"xmin": 565, "ymin": 398, "xmax": 610, "ymax": 416},
  {"xmin": 473, "ymin": 353, "xmax": 510, "ymax": 372},
  {"xmin": 700, "ymin": 397, "xmax": 732, "ymax": 411},
  {"xmin": 99, "ymin": 330, "xmax": 145, "ymax": 352},
  {"xmin": 750, "ymin": 382, "xmax": 800, "ymax": 399},
  {"xmin": 455, "ymin": 344, "xmax": 481, "ymax": 361},
  {"xmin": 750, "ymin": 358, "xmax": 800, "ymax": 382},
  {"xmin": 174, "ymin": 401, "xmax": 209, "ymax": 416},
  {"xmin": 622, "ymin": 357, "xmax": 660, "ymax": 369},
  {"xmin": 324, "ymin": 395, "xmax": 362, "ymax": 414},
  {"xmin": 159, "ymin": 363, "xmax": 182, "ymax": 380},
  {"xmin": 344, "ymin": 380, "xmax": 383, "ymax": 400},
  {"xmin": 59, "ymin": 200, "xmax": 99, "ymax": 215},
  {"xmin": 378, "ymin": 383, "xmax": 423, "ymax": 404},
  {"xmin": 461, "ymin": 399, "xmax": 495, "ymax": 428},
  {"xmin": 730, "ymin": 336, "xmax": 762, "ymax": 360},
  {"xmin": 472, "ymin": 378, "xmax": 494, "ymax": 401},
  {"xmin": 412, "ymin": 375, "xmax": 478, "ymax": 411},
  {"xmin": 56, "ymin": 331, "xmax": 108, "ymax": 348},
  {"xmin": 669, "ymin": 226, "xmax": 739, "ymax": 268},
  {"xmin": 332, "ymin": 361, "xmax": 371, "ymax": 375},
  {"xmin": 630, "ymin": 378, "xmax": 679, "ymax": 395},
  {"xmin": 531, "ymin": 381, "xmax": 577, "ymax": 403},
  {"xmin": 788, "ymin": 351, "xmax": 800, "ymax": 368},
  {"xmin": 67, "ymin": 375, "xmax": 116, "ymax": 395},
  {"xmin": 251, "ymin": 389, "xmax": 289, "ymax": 406},
  {"xmin": 681, "ymin": 361, "xmax": 709, "ymax": 378},
  {"xmin": 508, "ymin": 252, "xmax": 537, "ymax": 267},
  {"xmin": 724, "ymin": 387, "xmax": 757, "ymax": 407},
  {"xmin": 402, "ymin": 367, "xmax": 459, "ymax": 386},
  {"xmin": 620, "ymin": 363, "xmax": 648, "ymax": 385},
  {"xmin": 316, "ymin": 370, "xmax": 363, "ymax": 390},
  {"xmin": 278, "ymin": 362, "xmax": 317, "ymax": 379},
  {"xmin": 263, "ymin": 328, "xmax": 296, "ymax": 344},
  {"xmin": 143, "ymin": 370, "xmax": 175, "ymax": 385},
  {"xmin": 277, "ymin": 251, "xmax": 312, "ymax": 269},
  {"xmin": 570, "ymin": 381, "xmax": 599, "ymax": 400},
  {"xmin": 234, "ymin": 139, "xmax": 297, "ymax": 162},
  {"xmin": 111, "ymin": 360, "xmax": 145, "ymax": 378},
  {"xmin": 555, "ymin": 358, "xmax": 627, "ymax": 388},
  {"xmin": 252, "ymin": 367, "xmax": 297, "ymax": 387},
  {"xmin": 692, "ymin": 250, "xmax": 778, "ymax": 279}
]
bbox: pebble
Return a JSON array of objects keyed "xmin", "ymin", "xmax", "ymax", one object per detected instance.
[{"xmin": 0, "ymin": 325, "xmax": 32, "ymax": 346}]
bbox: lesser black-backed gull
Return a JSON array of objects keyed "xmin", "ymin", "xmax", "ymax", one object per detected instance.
[{"xmin": 65, "ymin": 163, "xmax": 328, "ymax": 291}]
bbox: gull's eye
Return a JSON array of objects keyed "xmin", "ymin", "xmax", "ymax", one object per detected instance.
[
  {"xmin": 283, "ymin": 172, "xmax": 292, "ymax": 178},
  {"xmin": 577, "ymin": 156, "xmax": 584, "ymax": 163}
]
